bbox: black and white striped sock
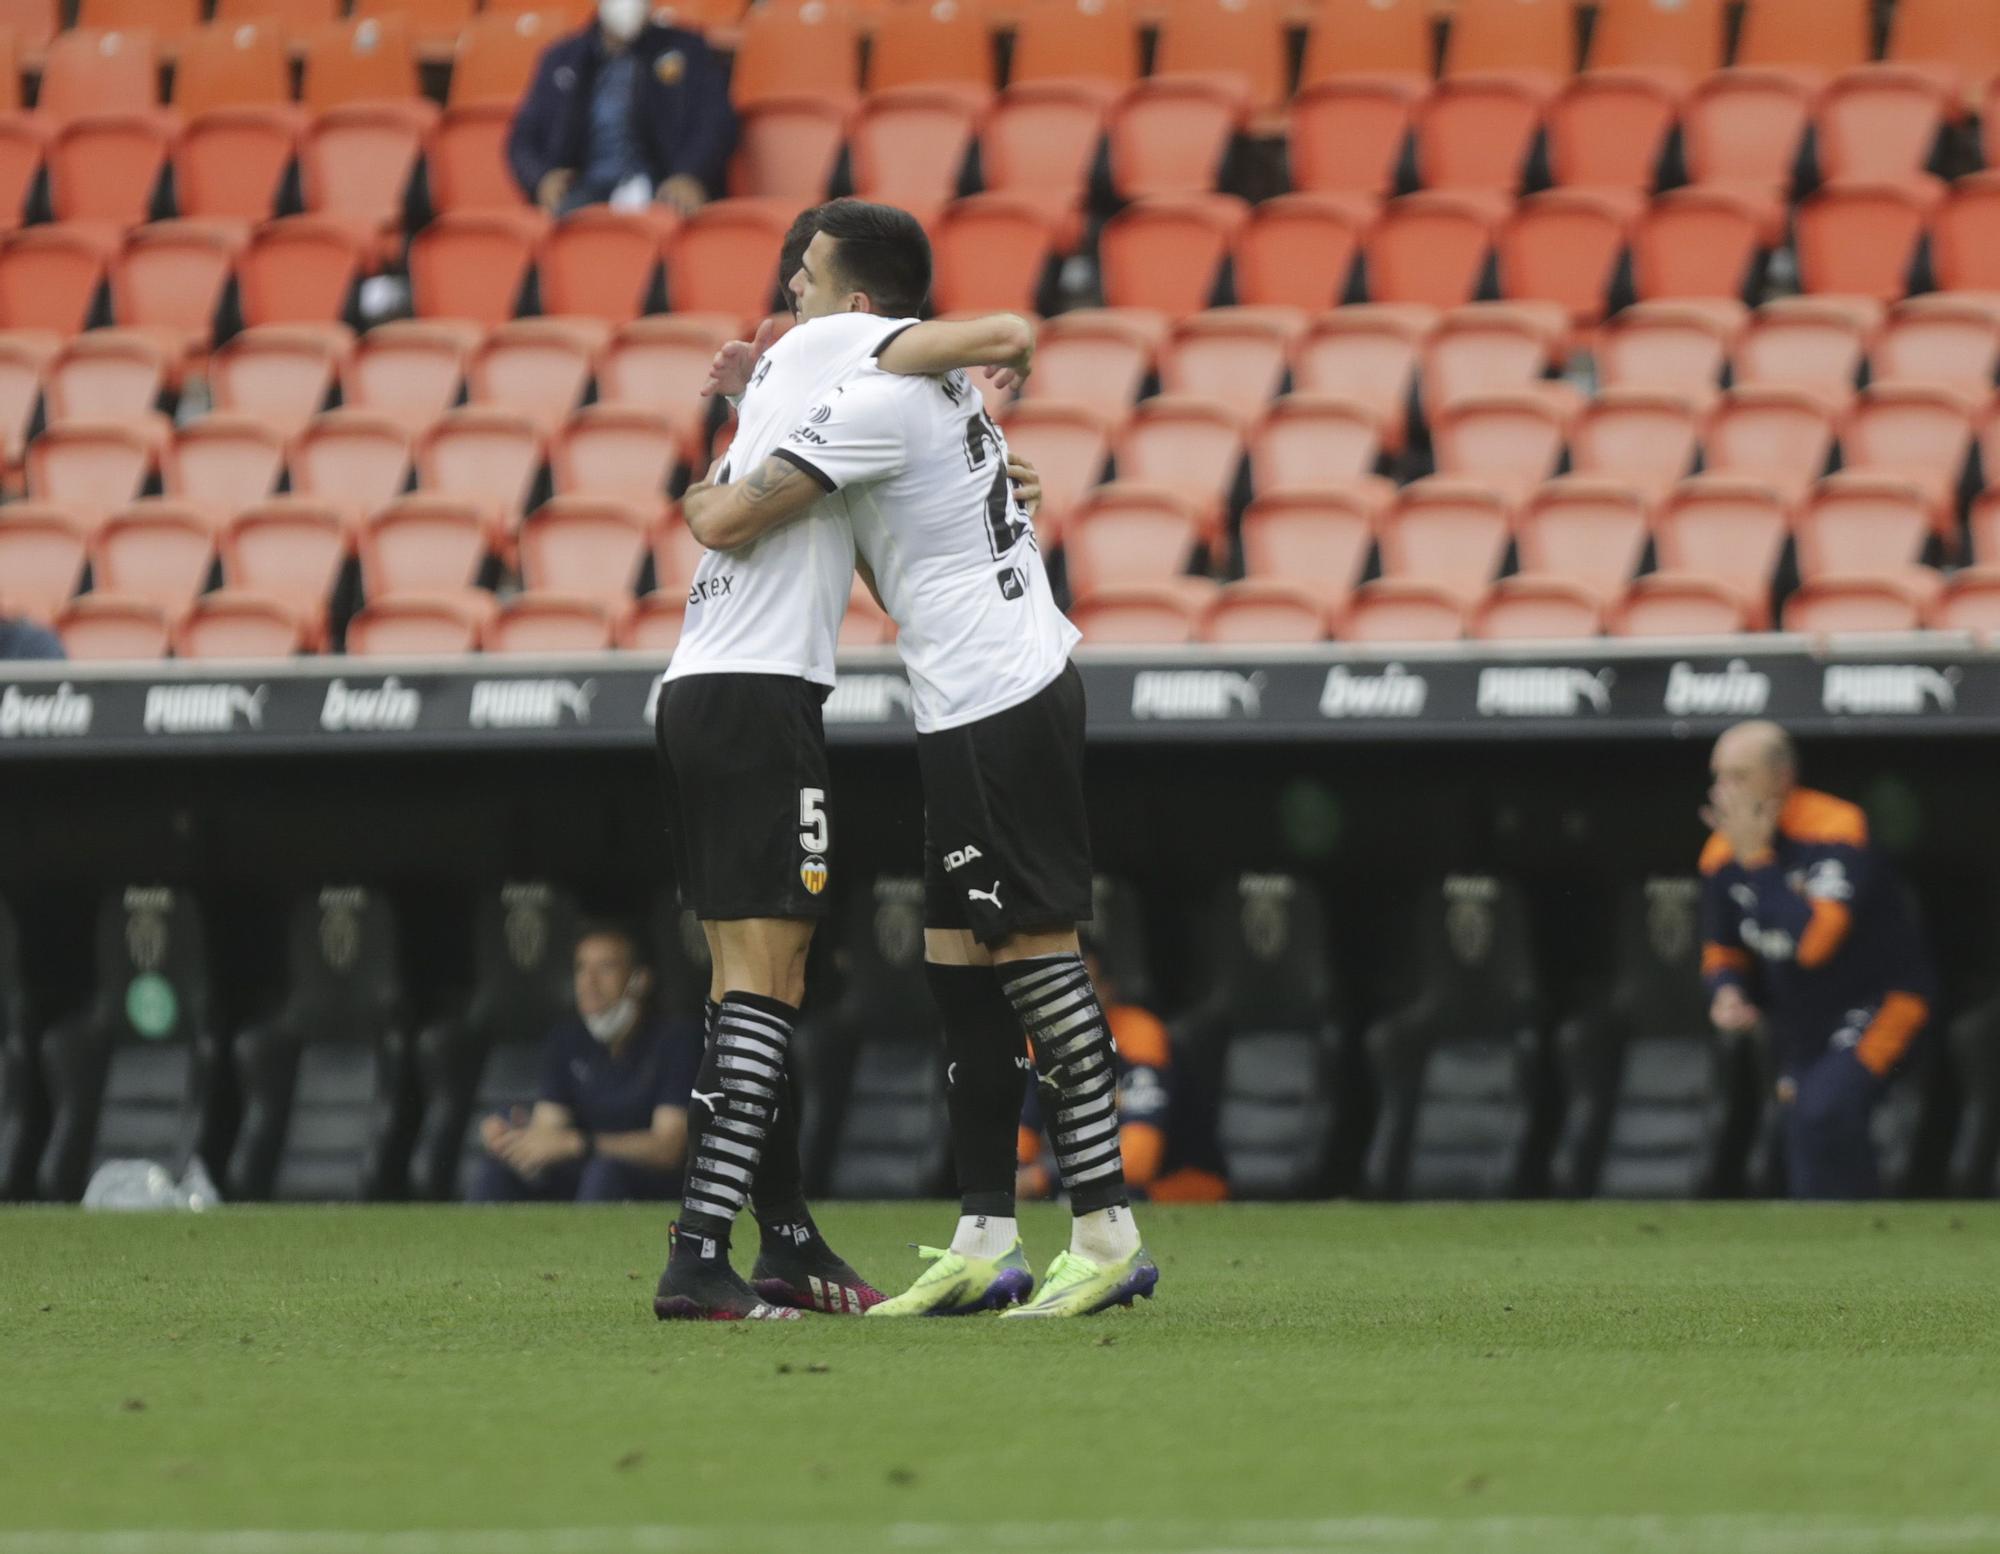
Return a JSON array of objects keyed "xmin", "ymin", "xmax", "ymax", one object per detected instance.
[
  {"xmin": 998, "ymin": 954, "xmax": 1130, "ymax": 1217},
  {"xmin": 676, "ymin": 990, "xmax": 795, "ymax": 1242}
]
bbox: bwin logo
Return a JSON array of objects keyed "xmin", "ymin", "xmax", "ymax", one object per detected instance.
[
  {"xmin": 1664, "ymin": 659, "xmax": 1771, "ymax": 717},
  {"xmin": 941, "ymin": 845, "xmax": 984, "ymax": 872},
  {"xmin": 0, "ymin": 682, "xmax": 93, "ymax": 738},
  {"xmin": 1319, "ymin": 662, "xmax": 1427, "ymax": 719},
  {"xmin": 1130, "ymin": 670, "xmax": 1265, "ymax": 721},
  {"xmin": 320, "ymin": 676, "xmax": 421, "ymax": 732},
  {"xmin": 143, "ymin": 683, "xmax": 267, "ymax": 734},
  {"xmin": 1476, "ymin": 667, "xmax": 1614, "ymax": 718},
  {"xmin": 468, "ymin": 678, "xmax": 596, "ymax": 729},
  {"xmin": 1821, "ymin": 664, "xmax": 1960, "ymax": 715}
]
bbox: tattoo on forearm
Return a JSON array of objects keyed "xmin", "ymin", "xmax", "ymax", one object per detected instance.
[{"xmin": 744, "ymin": 457, "xmax": 801, "ymax": 505}]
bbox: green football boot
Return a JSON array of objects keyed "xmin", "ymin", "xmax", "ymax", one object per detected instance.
[
  {"xmin": 999, "ymin": 1247, "xmax": 1159, "ymax": 1319},
  {"xmin": 865, "ymin": 1241, "xmax": 1036, "ymax": 1317}
]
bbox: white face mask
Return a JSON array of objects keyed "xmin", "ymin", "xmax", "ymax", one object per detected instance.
[
  {"xmin": 583, "ymin": 990, "xmax": 640, "ymax": 1045},
  {"xmin": 599, "ymin": 0, "xmax": 649, "ymax": 41}
]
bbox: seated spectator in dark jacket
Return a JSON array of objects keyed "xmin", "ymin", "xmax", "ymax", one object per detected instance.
[
  {"xmin": 0, "ymin": 615, "xmax": 64, "ymax": 659},
  {"xmin": 507, "ymin": 0, "xmax": 736, "ymax": 217},
  {"xmin": 471, "ymin": 922, "xmax": 699, "ymax": 1203}
]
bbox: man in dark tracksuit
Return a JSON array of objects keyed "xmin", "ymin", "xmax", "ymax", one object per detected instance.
[
  {"xmin": 0, "ymin": 617, "xmax": 64, "ymax": 659},
  {"xmin": 506, "ymin": 0, "xmax": 736, "ymax": 217},
  {"xmin": 1699, "ymin": 721, "xmax": 1935, "ymax": 1199}
]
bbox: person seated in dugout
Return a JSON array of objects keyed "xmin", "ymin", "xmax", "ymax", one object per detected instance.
[{"xmin": 471, "ymin": 922, "xmax": 701, "ymax": 1203}]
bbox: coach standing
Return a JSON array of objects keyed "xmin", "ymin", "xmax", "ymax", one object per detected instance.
[
  {"xmin": 507, "ymin": 0, "xmax": 735, "ymax": 218},
  {"xmin": 1699, "ymin": 720, "xmax": 1935, "ymax": 1199}
]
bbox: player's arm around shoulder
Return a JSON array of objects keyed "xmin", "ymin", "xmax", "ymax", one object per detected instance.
[
  {"xmin": 681, "ymin": 454, "xmax": 825, "ymax": 551},
  {"xmin": 875, "ymin": 312, "xmax": 1035, "ymax": 383}
]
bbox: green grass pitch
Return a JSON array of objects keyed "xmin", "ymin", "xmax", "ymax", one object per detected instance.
[{"xmin": 4, "ymin": 1202, "xmax": 1999, "ymax": 1554}]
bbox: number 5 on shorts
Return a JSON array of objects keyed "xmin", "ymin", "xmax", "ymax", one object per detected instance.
[{"xmin": 798, "ymin": 788, "xmax": 829, "ymax": 854}]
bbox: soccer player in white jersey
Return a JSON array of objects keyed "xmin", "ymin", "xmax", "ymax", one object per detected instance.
[
  {"xmin": 652, "ymin": 202, "xmax": 1047, "ymax": 1320},
  {"xmin": 680, "ymin": 201, "xmax": 1157, "ymax": 1319}
]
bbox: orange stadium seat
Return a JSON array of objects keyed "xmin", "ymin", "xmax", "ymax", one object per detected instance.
[
  {"xmin": 649, "ymin": 513, "xmax": 705, "ymax": 599},
  {"xmin": 1565, "ymin": 388, "xmax": 1701, "ymax": 506},
  {"xmin": 1239, "ymin": 487, "xmax": 1377, "ymax": 598},
  {"xmin": 288, "ymin": 410, "xmax": 413, "ymax": 527},
  {"xmin": 1420, "ymin": 301, "xmax": 1563, "ymax": 409},
  {"xmin": 1513, "ymin": 477, "xmax": 1649, "ymax": 602},
  {"xmin": 219, "ymin": 498, "xmax": 348, "ymax": 640},
  {"xmin": 619, "ymin": 590, "xmax": 686, "ymax": 653},
  {"xmin": 1068, "ymin": 583, "xmax": 1203, "ymax": 644},
  {"xmin": 1336, "ymin": 578, "xmax": 1467, "ymax": 642},
  {"xmin": 1230, "ymin": 193, "xmax": 1370, "ymax": 311},
  {"xmin": 215, "ymin": 0, "xmax": 341, "ymax": 33},
  {"xmin": 163, "ymin": 414, "xmax": 287, "ymax": 522},
  {"xmin": 1816, "ymin": 67, "xmax": 1949, "ymax": 184},
  {"xmin": 483, "ymin": 592, "xmax": 619, "ymax": 653},
  {"xmin": 550, "ymin": 406, "xmax": 681, "ymax": 505},
  {"xmin": 537, "ymin": 208, "xmax": 671, "ymax": 326},
  {"xmin": 930, "ymin": 195, "xmax": 1056, "ymax": 314},
  {"xmin": 1594, "ymin": 298, "xmax": 1741, "ymax": 397},
  {"xmin": 980, "ymin": 83, "xmax": 1105, "ymax": 244},
  {"xmin": 595, "ymin": 313, "xmax": 737, "ymax": 454},
  {"xmin": 849, "ymin": 87, "xmax": 979, "ymax": 228},
  {"xmin": 998, "ymin": 402, "xmax": 1109, "ymax": 544},
  {"xmin": 1651, "ymin": 475, "xmax": 1787, "ymax": 623},
  {"xmin": 0, "ymin": 0, "xmax": 59, "ymax": 55},
  {"xmin": 1160, "ymin": 307, "xmax": 1307, "ymax": 423},
  {"xmin": 354, "ymin": 0, "xmax": 476, "ymax": 52},
  {"xmin": 1152, "ymin": 0, "xmax": 1289, "ymax": 119},
  {"xmin": 519, "ymin": 495, "xmax": 651, "ymax": 599},
  {"xmin": 731, "ymin": 96, "xmax": 849, "ymax": 203},
  {"xmin": 1795, "ymin": 179, "xmax": 1936, "ymax": 305},
  {"xmin": 47, "ymin": 115, "xmax": 171, "ymax": 228},
  {"xmin": 1009, "ymin": 0, "xmax": 1141, "ymax": 100},
  {"xmin": 1443, "ymin": 0, "xmax": 1575, "ymax": 97},
  {"xmin": 0, "ymin": 114, "xmax": 46, "ymax": 237},
  {"xmin": 1931, "ymin": 172, "xmax": 2000, "ymax": 292},
  {"xmin": 1199, "ymin": 579, "xmax": 1332, "ymax": 643},
  {"xmin": 174, "ymin": 108, "xmax": 299, "ymax": 226},
  {"xmin": 110, "ymin": 222, "xmax": 240, "ymax": 359},
  {"xmin": 665, "ymin": 199, "xmax": 792, "ymax": 322},
  {"xmin": 1362, "ymin": 193, "xmax": 1492, "ymax": 310},
  {"xmin": 25, "ymin": 420, "xmax": 157, "ymax": 534},
  {"xmin": 1890, "ymin": 0, "xmax": 2000, "ymax": 113},
  {"xmin": 1874, "ymin": 295, "xmax": 2000, "ymax": 398},
  {"xmin": 358, "ymin": 495, "xmax": 492, "ymax": 598},
  {"xmin": 344, "ymin": 592, "xmax": 486, "ymax": 656},
  {"xmin": 1607, "ymin": 572, "xmax": 1754, "ymax": 637},
  {"xmin": 38, "ymin": 30, "xmax": 160, "ymax": 127},
  {"xmin": 428, "ymin": 104, "xmax": 529, "ymax": 215},
  {"xmin": 451, "ymin": 10, "xmax": 568, "ymax": 108},
  {"xmin": 302, "ymin": 104, "xmax": 434, "ymax": 264},
  {"xmin": 0, "ymin": 504, "xmax": 86, "ymax": 621},
  {"xmin": 1286, "ymin": 80, "xmax": 1419, "ymax": 201},
  {"xmin": 1248, "ymin": 394, "xmax": 1382, "ymax": 495},
  {"xmin": 1109, "ymin": 397, "xmax": 1244, "ymax": 536},
  {"xmin": 1470, "ymin": 575, "xmax": 1605, "ymax": 640},
  {"xmin": 342, "ymin": 319, "xmax": 474, "ymax": 422},
  {"xmin": 1107, "ymin": 77, "xmax": 1245, "ymax": 202},
  {"xmin": 1734, "ymin": 296, "xmax": 1876, "ymax": 402},
  {"xmin": 1585, "ymin": 0, "xmax": 1726, "ymax": 93},
  {"xmin": 1972, "ymin": 484, "xmax": 2000, "ymax": 565},
  {"xmin": 90, "ymin": 503, "xmax": 215, "ymax": 616},
  {"xmin": 1297, "ymin": 0, "xmax": 1432, "ymax": 95},
  {"xmin": 0, "ymin": 332, "xmax": 57, "ymax": 471},
  {"xmin": 235, "ymin": 217, "xmax": 364, "ymax": 328},
  {"xmin": 208, "ymin": 323, "xmax": 349, "ymax": 435},
  {"xmin": 1376, "ymin": 477, "xmax": 1511, "ymax": 599},
  {"xmin": 174, "ymin": 589, "xmax": 311, "ymax": 658},
  {"xmin": 414, "ymin": 407, "xmax": 545, "ymax": 531},
  {"xmin": 1428, "ymin": 388, "xmax": 1569, "ymax": 502},
  {"xmin": 730, "ymin": 1, "xmax": 860, "ymax": 109},
  {"xmin": 1496, "ymin": 190, "xmax": 1629, "ymax": 329},
  {"xmin": 43, "ymin": 331, "xmax": 166, "ymax": 426},
  {"xmin": 408, "ymin": 210, "xmax": 543, "ymax": 326},
  {"xmin": 467, "ymin": 318, "xmax": 604, "ymax": 433},
  {"xmin": 55, "ymin": 593, "xmax": 172, "ymax": 660},
  {"xmin": 1681, "ymin": 69, "xmax": 1810, "ymax": 218},
  {"xmin": 1413, "ymin": 76, "xmax": 1544, "ymax": 207},
  {"xmin": 1630, "ymin": 188, "xmax": 1762, "ymax": 302},
  {"xmin": 1703, "ymin": 385, "xmax": 1838, "ymax": 503},
  {"xmin": 1782, "ymin": 574, "xmax": 1930, "ymax": 634},
  {"xmin": 1097, "ymin": 195, "xmax": 1246, "ymax": 317},
  {"xmin": 1024, "ymin": 308, "xmax": 1160, "ymax": 416},
  {"xmin": 300, "ymin": 15, "xmax": 422, "ymax": 114},
  {"xmin": 1929, "ymin": 568, "xmax": 2000, "ymax": 636},
  {"xmin": 867, "ymin": 0, "xmax": 993, "ymax": 100},
  {"xmin": 1544, "ymin": 73, "xmax": 1676, "ymax": 198},
  {"xmin": 172, "ymin": 20, "xmax": 293, "ymax": 117},
  {"xmin": 1793, "ymin": 472, "xmax": 1934, "ymax": 585},
  {"xmin": 1734, "ymin": 0, "xmax": 1872, "ymax": 85},
  {"xmin": 1291, "ymin": 303, "xmax": 1436, "ymax": 452},
  {"xmin": 1060, "ymin": 484, "xmax": 1203, "ymax": 598},
  {"xmin": 0, "ymin": 227, "xmax": 111, "ymax": 337},
  {"xmin": 1840, "ymin": 382, "xmax": 1974, "ymax": 535}
]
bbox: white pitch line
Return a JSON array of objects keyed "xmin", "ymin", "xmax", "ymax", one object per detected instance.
[{"xmin": 7, "ymin": 1518, "xmax": 2000, "ymax": 1554}]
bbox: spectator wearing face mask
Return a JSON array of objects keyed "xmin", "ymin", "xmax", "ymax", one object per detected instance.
[
  {"xmin": 506, "ymin": 0, "xmax": 737, "ymax": 217},
  {"xmin": 470, "ymin": 922, "xmax": 700, "ymax": 1203}
]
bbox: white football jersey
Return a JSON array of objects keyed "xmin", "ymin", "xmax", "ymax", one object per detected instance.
[
  {"xmin": 775, "ymin": 362, "xmax": 1080, "ymax": 733},
  {"xmin": 663, "ymin": 312, "xmax": 917, "ymax": 688}
]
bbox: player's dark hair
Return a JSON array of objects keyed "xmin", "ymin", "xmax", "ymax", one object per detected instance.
[
  {"xmin": 778, "ymin": 207, "xmax": 819, "ymax": 313},
  {"xmin": 814, "ymin": 198, "xmax": 932, "ymax": 318}
]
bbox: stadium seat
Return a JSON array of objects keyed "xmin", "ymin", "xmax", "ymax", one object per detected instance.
[
  {"xmin": 1108, "ymin": 397, "xmax": 1244, "ymax": 537},
  {"xmin": 234, "ymin": 216, "xmax": 365, "ymax": 328},
  {"xmin": 1022, "ymin": 307, "xmax": 1160, "ymax": 415},
  {"xmin": 208, "ymin": 322, "xmax": 349, "ymax": 435},
  {"xmin": 300, "ymin": 15, "xmax": 422, "ymax": 114},
  {"xmin": 1239, "ymin": 488, "xmax": 1377, "ymax": 600},
  {"xmin": 1781, "ymin": 573, "xmax": 1931, "ymax": 634},
  {"xmin": 641, "ymin": 512, "xmax": 701, "ymax": 602},
  {"xmin": 1291, "ymin": 303, "xmax": 1436, "ymax": 452},
  {"xmin": 1512, "ymin": 477, "xmax": 1649, "ymax": 603},
  {"xmin": 343, "ymin": 591, "xmax": 487, "ymax": 656},
  {"xmin": 1067, "ymin": 582, "xmax": 1204, "ymax": 643},
  {"xmin": 1420, "ymin": 300, "xmax": 1564, "ymax": 410},
  {"xmin": 866, "ymin": 0, "xmax": 992, "ymax": 100},
  {"xmin": 549, "ymin": 405, "xmax": 681, "ymax": 507},
  {"xmin": 1413, "ymin": 76, "xmax": 1545, "ymax": 207},
  {"xmin": 1286, "ymin": 80, "xmax": 1419, "ymax": 202},
  {"xmin": 482, "ymin": 592, "xmax": 619, "ymax": 653},
  {"xmin": 1973, "ymin": 485, "xmax": 2000, "ymax": 566},
  {"xmin": 1594, "ymin": 298, "xmax": 1741, "ymax": 397},
  {"xmin": 1565, "ymin": 388, "xmax": 1701, "ymax": 506},
  {"xmin": 1734, "ymin": 296, "xmax": 1876, "ymax": 403},
  {"xmin": 518, "ymin": 495, "xmax": 651, "ymax": 600},
  {"xmin": 1544, "ymin": 72, "xmax": 1676, "ymax": 197},
  {"xmin": 1060, "ymin": 483, "xmax": 1203, "ymax": 598},
  {"xmin": 467, "ymin": 318, "xmax": 604, "ymax": 434},
  {"xmin": 173, "ymin": 20, "xmax": 293, "ymax": 119},
  {"xmin": 1198, "ymin": 579, "xmax": 1333, "ymax": 643},
  {"xmin": 1680, "ymin": 71, "xmax": 1811, "ymax": 226},
  {"xmin": 1793, "ymin": 472, "xmax": 1936, "ymax": 584},
  {"xmin": 450, "ymin": 8, "xmax": 566, "ymax": 108},
  {"xmin": 427, "ymin": 104, "xmax": 528, "ymax": 216},
  {"xmin": 227, "ymin": 889, "xmax": 413, "ymax": 1202},
  {"xmin": 1816, "ymin": 67, "xmax": 1950, "ymax": 185},
  {"xmin": 37, "ymin": 29, "xmax": 160, "ymax": 127},
  {"xmin": 175, "ymin": 589, "xmax": 309, "ymax": 657},
  {"xmin": 928, "ymin": 195, "xmax": 1055, "ymax": 315},
  {"xmin": 618, "ymin": 589, "xmax": 686, "ymax": 653},
  {"xmin": 407, "ymin": 209, "xmax": 543, "ymax": 326},
  {"xmin": 1629, "ymin": 187, "xmax": 1763, "ymax": 303},
  {"xmin": 1160, "ymin": 306, "xmax": 1307, "ymax": 423},
  {"xmin": 43, "ymin": 330, "xmax": 168, "ymax": 426},
  {"xmin": 1095, "ymin": 194, "xmax": 1247, "ymax": 318},
  {"xmin": 1928, "ymin": 567, "xmax": 2000, "ymax": 638},
  {"xmin": 1107, "ymin": 76, "xmax": 1245, "ymax": 202},
  {"xmin": 730, "ymin": 0, "xmax": 860, "ymax": 110},
  {"xmin": 1495, "ymin": 190, "xmax": 1630, "ymax": 330},
  {"xmin": 81, "ymin": 0, "xmax": 199, "ymax": 36},
  {"xmin": 1361, "ymin": 193, "xmax": 1494, "ymax": 310},
  {"xmin": 536, "ymin": 207, "xmax": 672, "ymax": 326},
  {"xmin": 53, "ymin": 592, "xmax": 172, "ymax": 660},
  {"xmin": 1550, "ymin": 879, "xmax": 1757, "ymax": 1197},
  {"xmin": 0, "ymin": 504, "xmax": 85, "ymax": 622},
  {"xmin": 731, "ymin": 95, "xmax": 849, "ymax": 204},
  {"xmin": 342, "ymin": 319, "xmax": 473, "ymax": 423},
  {"xmin": 25, "ymin": 420, "xmax": 157, "ymax": 535},
  {"xmin": 215, "ymin": 0, "xmax": 342, "ymax": 31},
  {"xmin": 358, "ymin": 494, "xmax": 491, "ymax": 599},
  {"xmin": 0, "ymin": 329, "xmax": 54, "ymax": 474},
  {"xmin": 664, "ymin": 198, "xmax": 792, "ymax": 322},
  {"xmin": 1297, "ymin": 0, "xmax": 1431, "ymax": 96},
  {"xmin": 1840, "ymin": 382, "xmax": 1976, "ymax": 535},
  {"xmin": 0, "ymin": 0, "xmax": 58, "ymax": 55},
  {"xmin": 36, "ymin": 887, "xmax": 223, "ymax": 1202},
  {"xmin": 978, "ymin": 83, "xmax": 1105, "ymax": 248},
  {"xmin": 1874, "ymin": 294, "xmax": 2000, "ymax": 399},
  {"xmin": 1427, "ymin": 389, "xmax": 1569, "ymax": 503},
  {"xmin": 46, "ymin": 113, "xmax": 171, "ymax": 229},
  {"xmin": 414, "ymin": 407, "xmax": 545, "ymax": 534},
  {"xmin": 996, "ymin": 402, "xmax": 1109, "ymax": 544},
  {"xmin": 595, "ymin": 313, "xmax": 738, "ymax": 462},
  {"xmin": 1605, "ymin": 572, "xmax": 1755, "ymax": 637},
  {"xmin": 1229, "ymin": 192, "xmax": 1370, "ymax": 312},
  {"xmin": 220, "ymin": 498, "xmax": 349, "ymax": 641},
  {"xmin": 1468, "ymin": 574, "xmax": 1605, "ymax": 640},
  {"xmin": 1335, "ymin": 577, "xmax": 1467, "ymax": 641},
  {"xmin": 0, "ymin": 114, "xmax": 46, "ymax": 238},
  {"xmin": 162, "ymin": 416, "xmax": 288, "ymax": 523},
  {"xmin": 1364, "ymin": 874, "xmax": 1548, "ymax": 1199},
  {"xmin": 302, "ymin": 103, "xmax": 436, "ymax": 267},
  {"xmin": 1376, "ymin": 477, "xmax": 1512, "ymax": 600},
  {"xmin": 1247, "ymin": 395, "xmax": 1382, "ymax": 498},
  {"xmin": 1890, "ymin": 0, "xmax": 2000, "ymax": 114},
  {"xmin": 1650, "ymin": 476, "xmax": 1789, "ymax": 626},
  {"xmin": 1009, "ymin": 0, "xmax": 1140, "ymax": 99},
  {"xmin": 0, "ymin": 226, "xmax": 113, "ymax": 337},
  {"xmin": 1702, "ymin": 385, "xmax": 1839, "ymax": 503},
  {"xmin": 109, "ymin": 222, "xmax": 240, "ymax": 360},
  {"xmin": 848, "ymin": 87, "xmax": 979, "ymax": 229},
  {"xmin": 1443, "ymin": 0, "xmax": 1574, "ymax": 98},
  {"xmin": 288, "ymin": 411, "xmax": 413, "ymax": 528},
  {"xmin": 355, "ymin": 0, "xmax": 475, "ymax": 52},
  {"xmin": 1152, "ymin": 0, "xmax": 1289, "ymax": 120},
  {"xmin": 90, "ymin": 503, "xmax": 216, "ymax": 616},
  {"xmin": 1795, "ymin": 179, "xmax": 1937, "ymax": 304},
  {"xmin": 1174, "ymin": 873, "xmax": 1350, "ymax": 1196},
  {"xmin": 1585, "ymin": 0, "xmax": 1725, "ymax": 94},
  {"xmin": 1932, "ymin": 172, "xmax": 2000, "ymax": 292},
  {"xmin": 1734, "ymin": 0, "xmax": 1872, "ymax": 86}
]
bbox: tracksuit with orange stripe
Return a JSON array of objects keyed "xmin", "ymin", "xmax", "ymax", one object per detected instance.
[{"xmin": 1700, "ymin": 788, "xmax": 1935, "ymax": 1198}]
